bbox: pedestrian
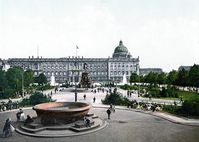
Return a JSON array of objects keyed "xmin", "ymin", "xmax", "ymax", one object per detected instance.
[
  {"xmin": 83, "ymin": 94, "xmax": 86, "ymax": 100},
  {"xmin": 16, "ymin": 109, "xmax": 22, "ymax": 121},
  {"xmin": 110, "ymin": 104, "xmax": 113, "ymax": 109},
  {"xmin": 19, "ymin": 109, "xmax": 25, "ymax": 122},
  {"xmin": 2, "ymin": 118, "xmax": 15, "ymax": 138},
  {"xmin": 149, "ymin": 95, "xmax": 152, "ymax": 101},
  {"xmin": 85, "ymin": 118, "xmax": 91, "ymax": 127},
  {"xmin": 106, "ymin": 108, "xmax": 111, "ymax": 119},
  {"xmin": 25, "ymin": 115, "xmax": 33, "ymax": 124},
  {"xmin": 93, "ymin": 97, "xmax": 96, "ymax": 103},
  {"xmin": 8, "ymin": 98, "xmax": 12, "ymax": 110}
]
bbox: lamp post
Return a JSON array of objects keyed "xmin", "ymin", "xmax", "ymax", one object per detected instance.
[
  {"xmin": 74, "ymin": 46, "xmax": 78, "ymax": 102},
  {"xmin": 21, "ymin": 71, "xmax": 24, "ymax": 97}
]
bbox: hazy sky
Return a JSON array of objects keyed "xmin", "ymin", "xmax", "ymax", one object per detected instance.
[{"xmin": 0, "ymin": 0, "xmax": 199, "ymax": 72}]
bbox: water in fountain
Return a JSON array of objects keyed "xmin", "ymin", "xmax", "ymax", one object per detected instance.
[
  {"xmin": 50, "ymin": 73, "xmax": 55, "ymax": 86},
  {"xmin": 122, "ymin": 73, "xmax": 127, "ymax": 85}
]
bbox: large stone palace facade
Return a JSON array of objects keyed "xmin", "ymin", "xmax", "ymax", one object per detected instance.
[{"xmin": 4, "ymin": 41, "xmax": 140, "ymax": 83}]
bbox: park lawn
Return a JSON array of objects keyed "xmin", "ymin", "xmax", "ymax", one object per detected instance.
[
  {"xmin": 177, "ymin": 90, "xmax": 199, "ymax": 101},
  {"xmin": 142, "ymin": 90, "xmax": 199, "ymax": 101}
]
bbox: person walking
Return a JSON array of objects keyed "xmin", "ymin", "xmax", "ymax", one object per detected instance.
[
  {"xmin": 93, "ymin": 97, "xmax": 96, "ymax": 103},
  {"xmin": 83, "ymin": 94, "xmax": 86, "ymax": 100},
  {"xmin": 106, "ymin": 108, "xmax": 111, "ymax": 119},
  {"xmin": 2, "ymin": 118, "xmax": 15, "ymax": 138}
]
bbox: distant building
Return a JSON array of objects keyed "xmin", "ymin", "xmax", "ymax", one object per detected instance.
[
  {"xmin": 0, "ymin": 59, "xmax": 3, "ymax": 70},
  {"xmin": 6, "ymin": 41, "xmax": 140, "ymax": 83},
  {"xmin": 140, "ymin": 68, "xmax": 163, "ymax": 76},
  {"xmin": 178, "ymin": 66, "xmax": 192, "ymax": 71},
  {"xmin": 0, "ymin": 59, "xmax": 8, "ymax": 71}
]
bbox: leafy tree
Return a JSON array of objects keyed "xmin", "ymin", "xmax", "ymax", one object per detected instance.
[
  {"xmin": 6, "ymin": 67, "xmax": 23, "ymax": 94},
  {"xmin": 157, "ymin": 72, "xmax": 167, "ymax": 85},
  {"xmin": 139, "ymin": 75, "xmax": 145, "ymax": 83},
  {"xmin": 166, "ymin": 70, "xmax": 178, "ymax": 85},
  {"xmin": 176, "ymin": 69, "xmax": 189, "ymax": 88},
  {"xmin": 24, "ymin": 70, "xmax": 34, "ymax": 87},
  {"xmin": 35, "ymin": 73, "xmax": 47, "ymax": 85},
  {"xmin": 130, "ymin": 73, "xmax": 139, "ymax": 83},
  {"xmin": 144, "ymin": 72, "xmax": 158, "ymax": 85},
  {"xmin": 188, "ymin": 64, "xmax": 199, "ymax": 88},
  {"xmin": 0, "ymin": 70, "xmax": 7, "ymax": 94}
]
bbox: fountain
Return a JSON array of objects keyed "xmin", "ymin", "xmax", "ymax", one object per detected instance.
[
  {"xmin": 15, "ymin": 101, "xmax": 107, "ymax": 137},
  {"xmin": 50, "ymin": 73, "xmax": 55, "ymax": 86},
  {"xmin": 122, "ymin": 73, "xmax": 127, "ymax": 85},
  {"xmin": 33, "ymin": 102, "xmax": 91, "ymax": 125}
]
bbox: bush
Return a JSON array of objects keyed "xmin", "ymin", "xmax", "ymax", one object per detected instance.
[
  {"xmin": 20, "ymin": 92, "xmax": 53, "ymax": 106},
  {"xmin": 179, "ymin": 97, "xmax": 199, "ymax": 116},
  {"xmin": 102, "ymin": 92, "xmax": 130, "ymax": 106},
  {"xmin": 0, "ymin": 88, "xmax": 16, "ymax": 99},
  {"xmin": 160, "ymin": 86, "xmax": 178, "ymax": 98},
  {"xmin": 163, "ymin": 105, "xmax": 180, "ymax": 113},
  {"xmin": 148, "ymin": 87, "xmax": 160, "ymax": 98},
  {"xmin": 36, "ymin": 84, "xmax": 54, "ymax": 91},
  {"xmin": 120, "ymin": 84, "xmax": 138, "ymax": 90}
]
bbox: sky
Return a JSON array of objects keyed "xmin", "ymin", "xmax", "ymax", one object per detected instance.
[{"xmin": 0, "ymin": 0, "xmax": 199, "ymax": 72}]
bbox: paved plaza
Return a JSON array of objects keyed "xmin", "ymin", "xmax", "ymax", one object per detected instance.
[{"xmin": 0, "ymin": 89, "xmax": 199, "ymax": 142}]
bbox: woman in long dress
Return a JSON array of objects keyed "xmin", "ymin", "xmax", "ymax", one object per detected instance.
[{"xmin": 2, "ymin": 118, "xmax": 14, "ymax": 137}]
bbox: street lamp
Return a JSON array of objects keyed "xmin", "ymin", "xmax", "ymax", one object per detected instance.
[
  {"xmin": 74, "ymin": 46, "xmax": 78, "ymax": 102},
  {"xmin": 21, "ymin": 71, "xmax": 24, "ymax": 97}
]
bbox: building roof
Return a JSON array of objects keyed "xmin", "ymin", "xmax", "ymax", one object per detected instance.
[{"xmin": 113, "ymin": 40, "xmax": 128, "ymax": 54}]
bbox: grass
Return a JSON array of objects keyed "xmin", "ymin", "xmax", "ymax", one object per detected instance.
[{"xmin": 177, "ymin": 90, "xmax": 199, "ymax": 101}]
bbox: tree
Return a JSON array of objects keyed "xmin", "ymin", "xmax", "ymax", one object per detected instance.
[
  {"xmin": 130, "ymin": 73, "xmax": 139, "ymax": 83},
  {"xmin": 166, "ymin": 70, "xmax": 178, "ymax": 85},
  {"xmin": 176, "ymin": 69, "xmax": 189, "ymax": 88},
  {"xmin": 188, "ymin": 64, "xmax": 199, "ymax": 88},
  {"xmin": 157, "ymin": 72, "xmax": 167, "ymax": 85},
  {"xmin": 144, "ymin": 72, "xmax": 158, "ymax": 85},
  {"xmin": 35, "ymin": 73, "xmax": 47, "ymax": 85},
  {"xmin": 6, "ymin": 67, "xmax": 23, "ymax": 94},
  {"xmin": 0, "ymin": 70, "xmax": 7, "ymax": 94},
  {"xmin": 24, "ymin": 70, "xmax": 34, "ymax": 87}
]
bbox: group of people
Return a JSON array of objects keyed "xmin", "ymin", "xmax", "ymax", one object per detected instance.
[{"xmin": 2, "ymin": 109, "xmax": 34, "ymax": 138}]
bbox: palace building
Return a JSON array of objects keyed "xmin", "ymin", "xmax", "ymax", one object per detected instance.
[{"xmin": 5, "ymin": 41, "xmax": 140, "ymax": 83}]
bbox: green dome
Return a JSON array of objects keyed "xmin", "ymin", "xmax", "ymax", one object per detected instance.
[{"xmin": 114, "ymin": 40, "xmax": 128, "ymax": 53}]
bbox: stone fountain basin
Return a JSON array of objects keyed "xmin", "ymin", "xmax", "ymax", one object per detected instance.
[{"xmin": 33, "ymin": 102, "xmax": 91, "ymax": 125}]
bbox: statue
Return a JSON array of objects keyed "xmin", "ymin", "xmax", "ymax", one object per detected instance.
[{"xmin": 80, "ymin": 62, "xmax": 92, "ymax": 88}]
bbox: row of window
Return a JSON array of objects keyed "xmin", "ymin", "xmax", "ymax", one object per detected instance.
[
  {"xmin": 43, "ymin": 71, "xmax": 108, "ymax": 76},
  {"xmin": 110, "ymin": 64, "xmax": 134, "ymax": 68},
  {"xmin": 50, "ymin": 77, "xmax": 108, "ymax": 82},
  {"xmin": 110, "ymin": 77, "xmax": 130, "ymax": 81},
  {"xmin": 110, "ymin": 71, "xmax": 134, "ymax": 76}
]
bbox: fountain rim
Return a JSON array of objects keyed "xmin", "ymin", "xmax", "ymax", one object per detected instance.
[{"xmin": 33, "ymin": 102, "xmax": 92, "ymax": 112}]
